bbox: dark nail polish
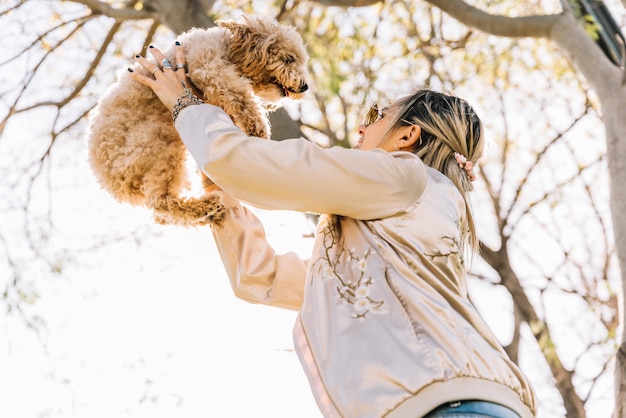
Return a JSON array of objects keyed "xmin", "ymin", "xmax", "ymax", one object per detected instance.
[
  {"xmin": 149, "ymin": 45, "xmax": 154, "ymax": 48},
  {"xmin": 127, "ymin": 67, "xmax": 134, "ymax": 72},
  {"xmin": 175, "ymin": 41, "xmax": 180, "ymax": 46},
  {"xmin": 135, "ymin": 54, "xmax": 140, "ymax": 58}
]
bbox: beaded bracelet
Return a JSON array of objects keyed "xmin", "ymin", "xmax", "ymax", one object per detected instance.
[{"xmin": 171, "ymin": 83, "xmax": 203, "ymax": 122}]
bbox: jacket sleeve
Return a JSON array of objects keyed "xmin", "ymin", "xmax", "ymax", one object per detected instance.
[
  {"xmin": 211, "ymin": 192, "xmax": 306, "ymax": 310},
  {"xmin": 175, "ymin": 104, "xmax": 427, "ymax": 220}
]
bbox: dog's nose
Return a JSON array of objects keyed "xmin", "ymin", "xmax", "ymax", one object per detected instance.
[{"xmin": 299, "ymin": 83, "xmax": 308, "ymax": 93}]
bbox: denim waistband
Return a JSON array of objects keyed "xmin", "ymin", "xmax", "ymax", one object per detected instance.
[{"xmin": 424, "ymin": 399, "xmax": 521, "ymax": 418}]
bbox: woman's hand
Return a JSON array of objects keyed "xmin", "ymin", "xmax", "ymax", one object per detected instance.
[
  {"xmin": 131, "ymin": 43, "xmax": 219, "ymax": 192},
  {"xmin": 129, "ymin": 43, "xmax": 189, "ymax": 111}
]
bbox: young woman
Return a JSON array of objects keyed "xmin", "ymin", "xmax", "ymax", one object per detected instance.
[{"xmin": 130, "ymin": 44, "xmax": 537, "ymax": 418}]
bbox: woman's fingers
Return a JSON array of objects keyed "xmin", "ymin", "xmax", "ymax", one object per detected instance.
[
  {"xmin": 128, "ymin": 43, "xmax": 193, "ymax": 111},
  {"xmin": 134, "ymin": 44, "xmax": 184, "ymax": 73},
  {"xmin": 175, "ymin": 41, "xmax": 187, "ymax": 75},
  {"xmin": 148, "ymin": 45, "xmax": 179, "ymax": 75},
  {"xmin": 129, "ymin": 55, "xmax": 157, "ymax": 88},
  {"xmin": 146, "ymin": 45, "xmax": 186, "ymax": 85},
  {"xmin": 127, "ymin": 68, "xmax": 156, "ymax": 98},
  {"xmin": 133, "ymin": 54, "xmax": 161, "ymax": 76},
  {"xmin": 147, "ymin": 45, "xmax": 166, "ymax": 67}
]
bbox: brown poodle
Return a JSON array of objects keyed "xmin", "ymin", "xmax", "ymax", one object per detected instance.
[{"xmin": 87, "ymin": 15, "xmax": 309, "ymax": 227}]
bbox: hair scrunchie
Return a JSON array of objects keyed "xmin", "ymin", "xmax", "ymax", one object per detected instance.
[{"xmin": 453, "ymin": 152, "xmax": 476, "ymax": 181}]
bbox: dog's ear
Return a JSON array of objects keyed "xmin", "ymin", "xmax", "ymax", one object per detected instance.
[
  {"xmin": 219, "ymin": 16, "xmax": 278, "ymax": 59},
  {"xmin": 217, "ymin": 15, "xmax": 277, "ymax": 45},
  {"xmin": 216, "ymin": 19, "xmax": 250, "ymax": 38}
]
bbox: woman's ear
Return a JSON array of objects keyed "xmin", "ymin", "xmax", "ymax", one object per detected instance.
[{"xmin": 397, "ymin": 125, "xmax": 421, "ymax": 150}]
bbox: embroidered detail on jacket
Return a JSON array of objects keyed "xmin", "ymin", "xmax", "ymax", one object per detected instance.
[
  {"xmin": 315, "ymin": 215, "xmax": 386, "ymax": 320},
  {"xmin": 424, "ymin": 235, "xmax": 464, "ymax": 266}
]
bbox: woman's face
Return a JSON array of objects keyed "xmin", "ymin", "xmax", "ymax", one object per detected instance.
[{"xmin": 354, "ymin": 103, "xmax": 400, "ymax": 151}]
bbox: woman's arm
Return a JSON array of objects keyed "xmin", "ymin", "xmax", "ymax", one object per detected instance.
[
  {"xmin": 212, "ymin": 192, "xmax": 306, "ymax": 310},
  {"xmin": 175, "ymin": 104, "xmax": 427, "ymax": 220}
]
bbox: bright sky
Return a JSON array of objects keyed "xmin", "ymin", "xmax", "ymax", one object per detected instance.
[{"xmin": 0, "ymin": 175, "xmax": 323, "ymax": 417}]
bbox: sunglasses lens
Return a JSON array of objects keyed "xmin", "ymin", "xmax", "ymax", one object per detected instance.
[{"xmin": 365, "ymin": 103, "xmax": 379, "ymax": 126}]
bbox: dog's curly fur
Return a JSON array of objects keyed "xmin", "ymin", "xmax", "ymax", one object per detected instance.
[{"xmin": 87, "ymin": 15, "xmax": 308, "ymax": 227}]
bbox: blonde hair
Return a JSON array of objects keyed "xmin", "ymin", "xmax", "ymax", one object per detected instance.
[{"xmin": 387, "ymin": 89, "xmax": 484, "ymax": 252}]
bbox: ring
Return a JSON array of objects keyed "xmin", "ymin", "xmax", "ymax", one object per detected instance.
[
  {"xmin": 151, "ymin": 66, "xmax": 161, "ymax": 75},
  {"xmin": 176, "ymin": 63, "xmax": 187, "ymax": 71},
  {"xmin": 162, "ymin": 58, "xmax": 173, "ymax": 69}
]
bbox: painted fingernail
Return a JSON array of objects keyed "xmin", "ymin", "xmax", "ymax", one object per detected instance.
[
  {"xmin": 127, "ymin": 67, "xmax": 134, "ymax": 72},
  {"xmin": 135, "ymin": 54, "xmax": 141, "ymax": 58},
  {"xmin": 175, "ymin": 41, "xmax": 181, "ymax": 46},
  {"xmin": 149, "ymin": 45, "xmax": 154, "ymax": 48}
]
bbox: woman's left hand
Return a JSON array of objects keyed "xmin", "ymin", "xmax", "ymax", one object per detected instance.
[{"xmin": 130, "ymin": 43, "xmax": 189, "ymax": 111}]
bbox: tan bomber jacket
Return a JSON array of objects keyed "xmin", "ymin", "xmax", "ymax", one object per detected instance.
[{"xmin": 175, "ymin": 104, "xmax": 538, "ymax": 417}]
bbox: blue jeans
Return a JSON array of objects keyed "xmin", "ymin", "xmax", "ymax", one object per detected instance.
[{"xmin": 423, "ymin": 400, "xmax": 521, "ymax": 418}]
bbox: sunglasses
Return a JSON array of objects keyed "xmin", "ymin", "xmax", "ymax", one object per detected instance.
[{"xmin": 364, "ymin": 102, "xmax": 384, "ymax": 127}]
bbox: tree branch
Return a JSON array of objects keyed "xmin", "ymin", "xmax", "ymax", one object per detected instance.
[
  {"xmin": 504, "ymin": 106, "xmax": 591, "ymax": 236},
  {"xmin": 0, "ymin": 16, "xmax": 94, "ymax": 138},
  {"xmin": 421, "ymin": 0, "xmax": 622, "ymax": 98},
  {"xmin": 18, "ymin": 21, "xmax": 122, "ymax": 113},
  {"xmin": 480, "ymin": 243, "xmax": 587, "ymax": 417},
  {"xmin": 144, "ymin": 0, "xmax": 217, "ymax": 33},
  {"xmin": 69, "ymin": 0, "xmax": 154, "ymax": 20},
  {"xmin": 422, "ymin": 0, "xmax": 557, "ymax": 38}
]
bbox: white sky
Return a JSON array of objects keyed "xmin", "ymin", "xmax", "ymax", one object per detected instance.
[{"xmin": 0, "ymin": 190, "xmax": 323, "ymax": 417}]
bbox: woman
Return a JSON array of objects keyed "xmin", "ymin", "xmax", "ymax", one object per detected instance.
[{"xmin": 130, "ymin": 43, "xmax": 537, "ymax": 418}]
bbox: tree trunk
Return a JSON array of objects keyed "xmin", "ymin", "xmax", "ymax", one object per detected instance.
[
  {"xmin": 597, "ymin": 87, "xmax": 626, "ymax": 418},
  {"xmin": 480, "ymin": 244, "xmax": 587, "ymax": 417},
  {"xmin": 269, "ymin": 109, "xmax": 306, "ymax": 140},
  {"xmin": 147, "ymin": 0, "xmax": 217, "ymax": 32}
]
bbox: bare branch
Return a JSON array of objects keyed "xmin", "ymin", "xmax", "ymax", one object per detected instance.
[
  {"xmin": 480, "ymin": 87, "xmax": 508, "ymax": 236},
  {"xmin": 68, "ymin": 0, "xmax": 154, "ymax": 20},
  {"xmin": 0, "ymin": 0, "xmax": 27, "ymax": 16},
  {"xmin": 138, "ymin": 19, "xmax": 160, "ymax": 56},
  {"xmin": 424, "ymin": 0, "xmax": 557, "ymax": 38},
  {"xmin": 504, "ymin": 105, "xmax": 591, "ymax": 236},
  {"xmin": 0, "ymin": 17, "xmax": 93, "ymax": 138},
  {"xmin": 480, "ymin": 242, "xmax": 586, "ymax": 417},
  {"xmin": 508, "ymin": 153, "xmax": 603, "ymax": 239},
  {"xmin": 0, "ymin": 14, "xmax": 93, "ymax": 67},
  {"xmin": 16, "ymin": 20, "xmax": 122, "ymax": 113},
  {"xmin": 584, "ymin": 350, "xmax": 616, "ymax": 403},
  {"xmin": 503, "ymin": 303, "xmax": 522, "ymax": 363}
]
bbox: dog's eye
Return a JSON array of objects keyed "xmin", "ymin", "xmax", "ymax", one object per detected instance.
[{"xmin": 284, "ymin": 55, "xmax": 296, "ymax": 65}]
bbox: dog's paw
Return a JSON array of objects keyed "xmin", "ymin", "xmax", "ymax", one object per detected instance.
[
  {"xmin": 151, "ymin": 192, "xmax": 226, "ymax": 227},
  {"xmin": 241, "ymin": 119, "xmax": 270, "ymax": 139},
  {"xmin": 249, "ymin": 125, "xmax": 269, "ymax": 139}
]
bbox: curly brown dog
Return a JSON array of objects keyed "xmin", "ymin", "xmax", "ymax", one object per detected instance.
[{"xmin": 87, "ymin": 15, "xmax": 309, "ymax": 227}]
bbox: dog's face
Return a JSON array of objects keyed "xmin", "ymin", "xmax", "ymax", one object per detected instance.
[{"xmin": 219, "ymin": 16, "xmax": 309, "ymax": 104}]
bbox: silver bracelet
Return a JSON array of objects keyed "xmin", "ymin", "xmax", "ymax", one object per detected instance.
[{"xmin": 171, "ymin": 85, "xmax": 203, "ymax": 122}]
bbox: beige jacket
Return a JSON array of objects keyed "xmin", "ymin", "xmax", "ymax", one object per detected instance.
[{"xmin": 175, "ymin": 105, "xmax": 538, "ymax": 418}]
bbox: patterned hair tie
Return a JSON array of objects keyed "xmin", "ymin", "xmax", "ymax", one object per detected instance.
[{"xmin": 453, "ymin": 152, "xmax": 476, "ymax": 181}]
